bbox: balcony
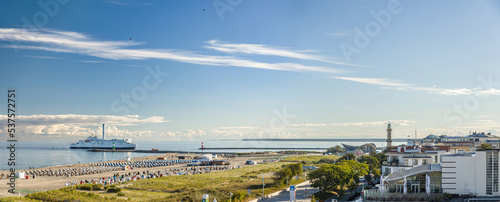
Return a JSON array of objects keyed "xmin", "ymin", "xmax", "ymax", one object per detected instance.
[{"xmin": 383, "ymin": 161, "xmax": 412, "ymax": 167}]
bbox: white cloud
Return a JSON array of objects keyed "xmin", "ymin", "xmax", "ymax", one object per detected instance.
[
  {"xmin": 0, "ymin": 114, "xmax": 168, "ymax": 126},
  {"xmin": 0, "ymin": 114, "xmax": 168, "ymax": 137},
  {"xmin": 289, "ymin": 120, "xmax": 414, "ymax": 127},
  {"xmin": 216, "ymin": 126, "xmax": 259, "ymax": 130},
  {"xmin": 330, "ymin": 120, "xmax": 415, "ymax": 127},
  {"xmin": 333, "ymin": 76, "xmax": 500, "ymax": 96},
  {"xmin": 289, "ymin": 123, "xmax": 327, "ymax": 127},
  {"xmin": 0, "ymin": 28, "xmax": 345, "ymax": 74},
  {"xmin": 205, "ymin": 40, "xmax": 360, "ymax": 67}
]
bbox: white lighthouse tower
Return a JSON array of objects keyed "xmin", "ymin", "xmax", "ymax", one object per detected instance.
[{"xmin": 387, "ymin": 123, "xmax": 392, "ymax": 148}]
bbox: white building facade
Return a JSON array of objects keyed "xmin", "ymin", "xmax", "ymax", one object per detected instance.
[{"xmin": 441, "ymin": 150, "xmax": 499, "ymax": 196}]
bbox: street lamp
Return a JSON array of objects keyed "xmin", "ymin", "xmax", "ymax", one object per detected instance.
[{"xmin": 262, "ymin": 177, "xmax": 266, "ymax": 198}]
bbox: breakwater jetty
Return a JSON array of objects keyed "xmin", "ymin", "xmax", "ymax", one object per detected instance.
[
  {"xmin": 88, "ymin": 149, "xmax": 196, "ymax": 153},
  {"xmin": 242, "ymin": 138, "xmax": 407, "ymax": 142},
  {"xmin": 198, "ymin": 147, "xmax": 328, "ymax": 150}
]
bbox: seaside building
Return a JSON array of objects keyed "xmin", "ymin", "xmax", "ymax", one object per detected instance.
[
  {"xmin": 420, "ymin": 132, "xmax": 499, "ymax": 150},
  {"xmin": 375, "ymin": 129, "xmax": 500, "ymax": 199},
  {"xmin": 382, "ymin": 164, "xmax": 442, "ymax": 194},
  {"xmin": 382, "ymin": 145, "xmax": 451, "ymax": 177},
  {"xmin": 441, "ymin": 149, "xmax": 500, "ymax": 196},
  {"xmin": 341, "ymin": 143, "xmax": 377, "ymax": 155}
]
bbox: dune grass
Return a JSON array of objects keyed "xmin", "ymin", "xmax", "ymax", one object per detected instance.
[
  {"xmin": 282, "ymin": 155, "xmax": 339, "ymax": 166},
  {"xmin": 3, "ymin": 161, "xmax": 306, "ymax": 202}
]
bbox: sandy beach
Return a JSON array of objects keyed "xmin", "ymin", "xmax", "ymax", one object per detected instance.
[{"xmin": 0, "ymin": 152, "xmax": 289, "ymax": 197}]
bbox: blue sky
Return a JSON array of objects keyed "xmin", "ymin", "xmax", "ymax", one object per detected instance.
[{"xmin": 1, "ymin": 0, "xmax": 500, "ymax": 141}]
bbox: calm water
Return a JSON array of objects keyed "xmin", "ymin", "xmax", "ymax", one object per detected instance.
[{"xmin": 0, "ymin": 139, "xmax": 405, "ymax": 170}]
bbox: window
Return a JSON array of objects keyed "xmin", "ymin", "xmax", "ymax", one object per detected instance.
[
  {"xmin": 435, "ymin": 156, "xmax": 438, "ymax": 163},
  {"xmin": 413, "ymin": 159, "xmax": 418, "ymax": 165},
  {"xmin": 423, "ymin": 159, "xmax": 428, "ymax": 165},
  {"xmin": 486, "ymin": 151, "xmax": 499, "ymax": 195},
  {"xmin": 384, "ymin": 168, "xmax": 391, "ymax": 175}
]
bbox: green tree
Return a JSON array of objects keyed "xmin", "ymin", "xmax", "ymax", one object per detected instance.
[
  {"xmin": 337, "ymin": 160, "xmax": 369, "ymax": 184},
  {"xmin": 273, "ymin": 163, "xmax": 303, "ymax": 185},
  {"xmin": 370, "ymin": 151, "xmax": 387, "ymax": 167},
  {"xmin": 308, "ymin": 164, "xmax": 351, "ymax": 194},
  {"xmin": 341, "ymin": 153, "xmax": 356, "ymax": 161},
  {"xmin": 357, "ymin": 156, "xmax": 379, "ymax": 171},
  {"xmin": 357, "ymin": 155, "xmax": 381, "ymax": 179},
  {"xmin": 479, "ymin": 143, "xmax": 494, "ymax": 150},
  {"xmin": 327, "ymin": 145, "xmax": 344, "ymax": 153},
  {"xmin": 308, "ymin": 160, "xmax": 368, "ymax": 194},
  {"xmin": 273, "ymin": 167, "xmax": 292, "ymax": 185},
  {"xmin": 383, "ymin": 146, "xmax": 396, "ymax": 153},
  {"xmin": 288, "ymin": 162, "xmax": 303, "ymax": 177}
]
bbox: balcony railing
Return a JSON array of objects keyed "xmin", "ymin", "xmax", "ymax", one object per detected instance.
[
  {"xmin": 382, "ymin": 161, "xmax": 412, "ymax": 167},
  {"xmin": 364, "ymin": 190, "xmax": 443, "ymax": 201}
]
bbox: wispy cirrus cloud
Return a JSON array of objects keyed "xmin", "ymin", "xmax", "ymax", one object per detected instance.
[
  {"xmin": 205, "ymin": 40, "xmax": 360, "ymax": 67},
  {"xmin": 79, "ymin": 60, "xmax": 105, "ymax": 63},
  {"xmin": 334, "ymin": 76, "xmax": 408, "ymax": 87},
  {"xmin": 333, "ymin": 76, "xmax": 500, "ymax": 96},
  {"xmin": 25, "ymin": 55, "xmax": 62, "ymax": 59},
  {"xmin": 0, "ymin": 28, "xmax": 345, "ymax": 74}
]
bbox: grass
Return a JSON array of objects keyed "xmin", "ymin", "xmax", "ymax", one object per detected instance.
[
  {"xmin": 2, "ymin": 161, "xmax": 306, "ymax": 202},
  {"xmin": 281, "ymin": 155, "xmax": 339, "ymax": 166}
]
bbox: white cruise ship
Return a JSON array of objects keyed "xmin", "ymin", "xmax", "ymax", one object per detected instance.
[{"xmin": 70, "ymin": 124, "xmax": 136, "ymax": 150}]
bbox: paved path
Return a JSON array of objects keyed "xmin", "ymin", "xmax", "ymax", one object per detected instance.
[
  {"xmin": 251, "ymin": 181, "xmax": 318, "ymax": 202},
  {"xmin": 324, "ymin": 183, "xmax": 364, "ymax": 202}
]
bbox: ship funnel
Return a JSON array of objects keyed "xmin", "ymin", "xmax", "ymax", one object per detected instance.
[{"xmin": 102, "ymin": 124, "xmax": 105, "ymax": 139}]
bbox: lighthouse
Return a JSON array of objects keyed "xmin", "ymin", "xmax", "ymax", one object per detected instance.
[{"xmin": 387, "ymin": 123, "xmax": 392, "ymax": 148}]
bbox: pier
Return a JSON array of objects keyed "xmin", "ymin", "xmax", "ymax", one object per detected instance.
[
  {"xmin": 88, "ymin": 149, "xmax": 196, "ymax": 154},
  {"xmin": 198, "ymin": 147, "xmax": 328, "ymax": 150}
]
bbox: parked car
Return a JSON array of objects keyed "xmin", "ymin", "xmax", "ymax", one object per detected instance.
[{"xmin": 245, "ymin": 160, "xmax": 257, "ymax": 165}]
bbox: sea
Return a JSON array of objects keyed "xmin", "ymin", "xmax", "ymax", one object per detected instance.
[{"xmin": 0, "ymin": 139, "xmax": 406, "ymax": 170}]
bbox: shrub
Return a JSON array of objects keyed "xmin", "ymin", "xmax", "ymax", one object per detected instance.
[{"xmin": 107, "ymin": 187, "xmax": 122, "ymax": 193}]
